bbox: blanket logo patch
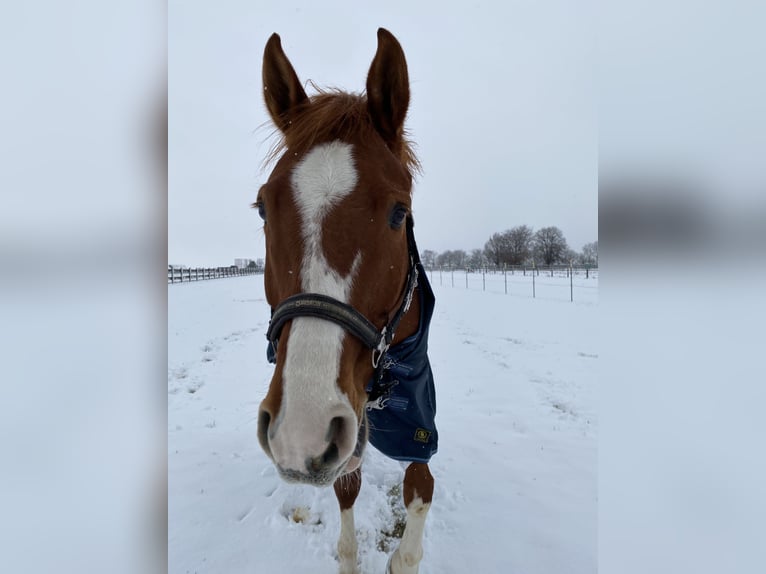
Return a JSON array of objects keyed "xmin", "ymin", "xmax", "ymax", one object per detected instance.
[{"xmin": 414, "ymin": 428, "xmax": 431, "ymax": 443}]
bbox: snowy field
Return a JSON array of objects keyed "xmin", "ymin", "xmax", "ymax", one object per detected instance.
[{"xmin": 168, "ymin": 274, "xmax": 598, "ymax": 573}]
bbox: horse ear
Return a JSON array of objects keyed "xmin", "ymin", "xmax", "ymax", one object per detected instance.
[
  {"xmin": 262, "ymin": 33, "xmax": 309, "ymax": 132},
  {"xmin": 366, "ymin": 28, "xmax": 410, "ymax": 150}
]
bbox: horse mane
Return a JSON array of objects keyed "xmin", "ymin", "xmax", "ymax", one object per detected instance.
[{"xmin": 265, "ymin": 87, "xmax": 421, "ymax": 177}]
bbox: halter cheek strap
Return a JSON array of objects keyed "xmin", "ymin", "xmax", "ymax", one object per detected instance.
[{"xmin": 266, "ymin": 216, "xmax": 420, "ymax": 367}]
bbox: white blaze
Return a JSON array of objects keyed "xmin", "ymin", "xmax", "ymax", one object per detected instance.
[{"xmin": 272, "ymin": 141, "xmax": 361, "ymax": 469}]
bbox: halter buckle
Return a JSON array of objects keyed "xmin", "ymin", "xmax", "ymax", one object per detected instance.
[
  {"xmin": 366, "ymin": 395, "xmax": 389, "ymax": 410},
  {"xmin": 371, "ymin": 328, "xmax": 389, "ymax": 369}
]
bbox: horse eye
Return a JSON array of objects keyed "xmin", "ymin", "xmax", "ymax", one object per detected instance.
[
  {"xmin": 389, "ymin": 205, "xmax": 408, "ymax": 229},
  {"xmin": 256, "ymin": 202, "xmax": 266, "ymax": 221}
]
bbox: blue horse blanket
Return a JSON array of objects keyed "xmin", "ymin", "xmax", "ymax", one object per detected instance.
[{"xmin": 365, "ymin": 263, "xmax": 438, "ymax": 463}]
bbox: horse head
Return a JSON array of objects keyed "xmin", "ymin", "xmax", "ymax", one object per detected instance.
[{"xmin": 255, "ymin": 29, "xmax": 420, "ymax": 487}]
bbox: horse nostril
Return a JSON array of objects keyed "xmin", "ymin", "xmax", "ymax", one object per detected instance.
[
  {"xmin": 321, "ymin": 441, "xmax": 339, "ymax": 466},
  {"xmin": 307, "ymin": 441, "xmax": 339, "ymax": 473},
  {"xmin": 326, "ymin": 416, "xmax": 345, "ymax": 445},
  {"xmin": 306, "ymin": 416, "xmax": 347, "ymax": 473},
  {"xmin": 257, "ymin": 408, "xmax": 272, "ymax": 457}
]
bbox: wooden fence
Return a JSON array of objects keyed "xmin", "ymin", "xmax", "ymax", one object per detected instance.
[{"xmin": 168, "ymin": 266, "xmax": 262, "ymax": 284}]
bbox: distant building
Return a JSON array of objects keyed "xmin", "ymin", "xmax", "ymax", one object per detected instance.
[
  {"xmin": 169, "ymin": 264, "xmax": 187, "ymax": 270},
  {"xmin": 234, "ymin": 258, "xmax": 254, "ymax": 269}
]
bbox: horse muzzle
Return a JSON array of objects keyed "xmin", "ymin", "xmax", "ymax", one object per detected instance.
[
  {"xmin": 257, "ymin": 403, "xmax": 370, "ymax": 486},
  {"xmin": 257, "ymin": 401, "xmax": 359, "ymax": 486}
]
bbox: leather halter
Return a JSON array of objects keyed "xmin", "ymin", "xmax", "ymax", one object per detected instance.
[{"xmin": 266, "ymin": 217, "xmax": 420, "ymax": 369}]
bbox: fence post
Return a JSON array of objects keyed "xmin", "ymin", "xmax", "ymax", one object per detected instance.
[
  {"xmin": 504, "ymin": 263, "xmax": 507, "ymax": 294},
  {"xmin": 570, "ymin": 260, "xmax": 574, "ymax": 302},
  {"xmin": 482, "ymin": 267, "xmax": 485, "ymax": 291},
  {"xmin": 532, "ymin": 261, "xmax": 536, "ymax": 298},
  {"xmin": 465, "ymin": 269, "xmax": 468, "ymax": 289},
  {"xmin": 451, "ymin": 267, "xmax": 454, "ymax": 288}
]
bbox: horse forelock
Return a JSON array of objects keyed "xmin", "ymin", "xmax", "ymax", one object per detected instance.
[{"xmin": 265, "ymin": 89, "xmax": 421, "ymax": 178}]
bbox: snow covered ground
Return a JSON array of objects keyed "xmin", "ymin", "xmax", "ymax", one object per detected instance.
[{"xmin": 168, "ymin": 273, "xmax": 597, "ymax": 573}]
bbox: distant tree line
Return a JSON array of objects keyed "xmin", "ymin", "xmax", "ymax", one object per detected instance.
[{"xmin": 421, "ymin": 226, "xmax": 597, "ymax": 269}]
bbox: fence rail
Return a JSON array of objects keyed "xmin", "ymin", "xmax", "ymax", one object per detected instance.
[
  {"xmin": 168, "ymin": 266, "xmax": 262, "ymax": 284},
  {"xmin": 426, "ymin": 264, "xmax": 598, "ymax": 302},
  {"xmin": 443, "ymin": 263, "xmax": 598, "ymax": 278}
]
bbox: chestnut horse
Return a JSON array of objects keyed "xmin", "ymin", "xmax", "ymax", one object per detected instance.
[{"xmin": 255, "ymin": 29, "xmax": 437, "ymax": 574}]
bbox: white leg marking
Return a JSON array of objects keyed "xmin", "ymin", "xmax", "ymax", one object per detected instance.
[
  {"xmin": 271, "ymin": 142, "xmax": 361, "ymax": 471},
  {"xmin": 390, "ymin": 496, "xmax": 431, "ymax": 574},
  {"xmin": 337, "ymin": 508, "xmax": 360, "ymax": 574}
]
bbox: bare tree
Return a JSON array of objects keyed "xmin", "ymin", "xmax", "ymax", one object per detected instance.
[
  {"xmin": 435, "ymin": 250, "xmax": 456, "ymax": 268},
  {"xmin": 483, "ymin": 233, "xmax": 503, "ymax": 266},
  {"xmin": 467, "ymin": 249, "xmax": 484, "ymax": 270},
  {"xmin": 486, "ymin": 232, "xmax": 514, "ymax": 265},
  {"xmin": 435, "ymin": 249, "xmax": 468, "ymax": 268},
  {"xmin": 505, "ymin": 225, "xmax": 534, "ymax": 265},
  {"xmin": 533, "ymin": 226, "xmax": 569, "ymax": 265},
  {"xmin": 452, "ymin": 249, "xmax": 467, "ymax": 268},
  {"xmin": 421, "ymin": 250, "xmax": 437, "ymax": 269},
  {"xmin": 484, "ymin": 227, "xmax": 534, "ymax": 266},
  {"xmin": 580, "ymin": 241, "xmax": 598, "ymax": 265}
]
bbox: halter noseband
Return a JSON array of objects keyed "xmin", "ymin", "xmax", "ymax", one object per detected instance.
[{"xmin": 266, "ymin": 216, "xmax": 420, "ymax": 369}]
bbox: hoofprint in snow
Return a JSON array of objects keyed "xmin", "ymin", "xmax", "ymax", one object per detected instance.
[{"xmin": 168, "ymin": 274, "xmax": 597, "ymax": 573}]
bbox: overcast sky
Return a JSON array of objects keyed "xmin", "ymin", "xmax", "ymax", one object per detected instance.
[{"xmin": 169, "ymin": 0, "xmax": 596, "ymax": 267}]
